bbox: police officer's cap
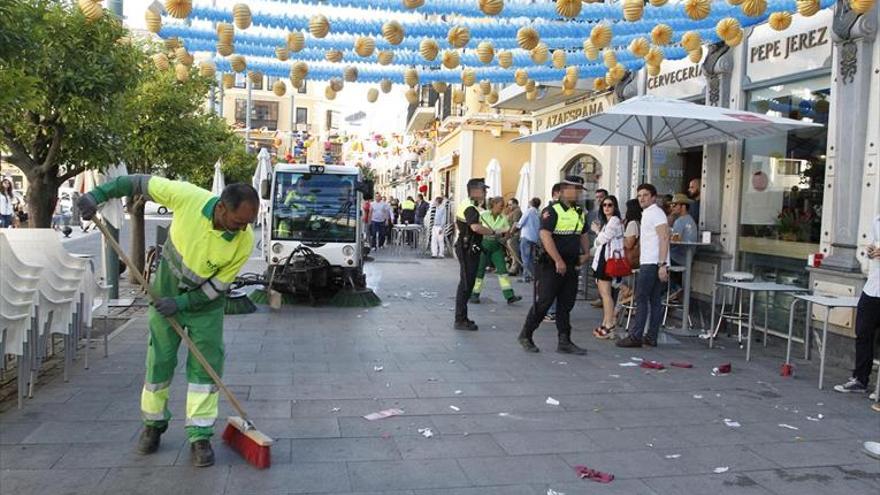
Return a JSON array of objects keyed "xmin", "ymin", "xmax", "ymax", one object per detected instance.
[
  {"xmin": 560, "ymin": 176, "xmax": 585, "ymax": 189},
  {"xmin": 466, "ymin": 178, "xmax": 490, "ymax": 190}
]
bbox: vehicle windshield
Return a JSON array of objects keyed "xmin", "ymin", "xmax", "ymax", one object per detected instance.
[{"xmin": 271, "ymin": 171, "xmax": 357, "ymax": 243}]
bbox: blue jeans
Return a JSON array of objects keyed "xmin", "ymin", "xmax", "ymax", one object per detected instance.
[
  {"xmin": 519, "ymin": 238, "xmax": 536, "ymax": 280},
  {"xmin": 370, "ymin": 221, "xmax": 386, "ymax": 248},
  {"xmin": 630, "ymin": 264, "xmax": 664, "ymax": 341},
  {"xmin": 0, "ymin": 214, "xmax": 12, "ymax": 228}
]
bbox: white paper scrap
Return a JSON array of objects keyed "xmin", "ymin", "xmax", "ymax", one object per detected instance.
[
  {"xmin": 713, "ymin": 467, "xmax": 730, "ymax": 474},
  {"xmin": 778, "ymin": 423, "xmax": 800, "ymax": 430},
  {"xmin": 693, "ymin": 394, "xmax": 703, "ymax": 399},
  {"xmin": 454, "ymin": 390, "xmax": 463, "ymax": 395},
  {"xmin": 418, "ymin": 428, "xmax": 434, "ymax": 438},
  {"xmin": 723, "ymin": 419, "xmax": 741, "ymax": 428},
  {"xmin": 619, "ymin": 362, "xmax": 639, "ymax": 367},
  {"xmin": 449, "ymin": 405, "xmax": 460, "ymax": 412},
  {"xmin": 373, "ymin": 366, "xmax": 384, "ymax": 372},
  {"xmin": 546, "ymin": 397, "xmax": 560, "ymax": 406},
  {"xmin": 665, "ymin": 454, "xmax": 681, "ymax": 459},
  {"xmin": 363, "ymin": 408, "xmax": 404, "ymax": 421}
]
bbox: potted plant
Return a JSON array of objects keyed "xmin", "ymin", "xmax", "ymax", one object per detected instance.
[{"xmin": 775, "ymin": 208, "xmax": 800, "ymax": 242}]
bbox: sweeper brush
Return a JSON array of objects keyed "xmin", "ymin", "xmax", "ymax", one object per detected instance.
[{"xmin": 93, "ymin": 216, "xmax": 273, "ymax": 469}]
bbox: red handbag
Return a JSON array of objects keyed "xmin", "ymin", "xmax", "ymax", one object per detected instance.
[{"xmin": 604, "ymin": 249, "xmax": 632, "ymax": 278}]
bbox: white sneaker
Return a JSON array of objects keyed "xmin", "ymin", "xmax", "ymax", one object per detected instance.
[
  {"xmin": 833, "ymin": 377, "xmax": 868, "ymax": 393},
  {"xmin": 864, "ymin": 441, "xmax": 880, "ymax": 460},
  {"xmin": 870, "ymin": 391, "xmax": 878, "ymax": 401}
]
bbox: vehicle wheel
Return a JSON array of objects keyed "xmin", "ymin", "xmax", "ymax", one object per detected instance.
[{"xmin": 158, "ymin": 206, "xmax": 168, "ymax": 215}]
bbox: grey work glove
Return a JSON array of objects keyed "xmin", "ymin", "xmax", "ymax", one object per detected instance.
[
  {"xmin": 77, "ymin": 192, "xmax": 99, "ymax": 221},
  {"xmin": 153, "ymin": 297, "xmax": 179, "ymax": 317}
]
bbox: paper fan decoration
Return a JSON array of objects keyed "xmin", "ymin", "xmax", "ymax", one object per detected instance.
[
  {"xmin": 354, "ymin": 36, "xmax": 376, "ymax": 57},
  {"xmin": 145, "ymin": 8, "xmax": 162, "ymax": 33},
  {"xmin": 233, "ymin": 3, "xmax": 251, "ymax": 29},
  {"xmin": 275, "ymin": 46, "xmax": 289, "ymax": 61},
  {"xmin": 222, "ymin": 74, "xmax": 235, "ymax": 89},
  {"xmin": 556, "ymin": 0, "xmax": 582, "ymax": 18},
  {"xmin": 479, "ymin": 80, "xmax": 492, "ymax": 95},
  {"xmin": 432, "ymin": 81, "xmax": 448, "ymax": 93},
  {"xmin": 562, "ymin": 74, "xmax": 576, "ymax": 90},
  {"xmin": 487, "ymin": 91, "xmax": 499, "ymax": 105},
  {"xmin": 382, "ymin": 21, "xmax": 405, "ymax": 45},
  {"xmin": 420, "ymin": 39, "xmax": 439, "ymax": 61},
  {"xmin": 530, "ymin": 42, "xmax": 549, "ymax": 64},
  {"xmin": 725, "ymin": 29, "xmax": 744, "ymax": 47},
  {"xmin": 688, "ymin": 47, "xmax": 703, "ymax": 63},
  {"xmin": 525, "ymin": 90, "xmax": 537, "ymax": 101},
  {"xmin": 583, "ymin": 40, "xmax": 599, "ymax": 60},
  {"xmin": 452, "ymin": 89, "xmax": 465, "ymax": 104},
  {"xmin": 514, "ymin": 68, "xmax": 529, "ymax": 86},
  {"xmin": 681, "ymin": 31, "xmax": 702, "ymax": 52},
  {"xmin": 606, "ymin": 63, "xmax": 625, "ymax": 85},
  {"xmin": 645, "ymin": 46, "xmax": 664, "ymax": 67},
  {"xmin": 164, "ymin": 0, "xmax": 191, "ymax": 19},
  {"xmin": 442, "ymin": 50, "xmax": 460, "ymax": 69},
  {"xmin": 646, "ymin": 64, "xmax": 661, "ymax": 76},
  {"xmin": 248, "ymin": 71, "xmax": 262, "ymax": 85},
  {"xmin": 229, "ymin": 55, "xmax": 247, "ymax": 73},
  {"xmin": 552, "ymin": 49, "xmax": 567, "ymax": 69},
  {"xmin": 344, "ymin": 65, "xmax": 359, "ymax": 82},
  {"xmin": 79, "ymin": 0, "xmax": 104, "ymax": 22},
  {"xmin": 216, "ymin": 42, "xmax": 233, "ymax": 57},
  {"xmin": 367, "ymin": 88, "xmax": 379, "ymax": 103},
  {"xmin": 629, "ymin": 38, "xmax": 650, "ymax": 58},
  {"xmin": 565, "ymin": 65, "xmax": 579, "ymax": 79},
  {"xmin": 497, "ymin": 50, "xmax": 513, "ymax": 68},
  {"xmin": 716, "ymin": 18, "xmax": 741, "ymax": 42},
  {"xmin": 525, "ymin": 80, "xmax": 536, "ymax": 93},
  {"xmin": 590, "ymin": 23, "xmax": 612, "ymax": 49},
  {"xmin": 291, "ymin": 61, "xmax": 308, "ymax": 79},
  {"xmin": 728, "ymin": 0, "xmax": 745, "ymax": 5},
  {"xmin": 796, "ymin": 0, "xmax": 820, "ymax": 16},
  {"xmin": 404, "ymin": 68, "xmax": 419, "ymax": 87},
  {"xmin": 403, "ymin": 0, "xmax": 425, "ymax": 8},
  {"xmin": 329, "ymin": 78, "xmax": 344, "ymax": 92},
  {"xmin": 217, "ymin": 23, "xmax": 234, "ymax": 43},
  {"xmin": 683, "ymin": 0, "xmax": 711, "ymax": 20},
  {"xmin": 447, "ymin": 26, "xmax": 471, "ymax": 48},
  {"xmin": 479, "ymin": 0, "xmax": 504, "ymax": 15},
  {"xmin": 461, "ymin": 68, "xmax": 477, "ymax": 87},
  {"xmin": 405, "ymin": 88, "xmax": 419, "ymax": 104},
  {"xmin": 477, "ymin": 41, "xmax": 495, "ymax": 64},
  {"xmin": 273, "ymin": 80, "xmax": 287, "ymax": 96},
  {"xmin": 325, "ymin": 49, "xmax": 343, "ymax": 63},
  {"xmin": 198, "ymin": 60, "xmax": 216, "ymax": 78},
  {"xmin": 309, "ymin": 15, "xmax": 331, "ymax": 38},
  {"xmin": 593, "ymin": 78, "xmax": 608, "ymax": 92},
  {"xmin": 325, "ymin": 86, "xmax": 337, "ymax": 100},
  {"xmin": 603, "ymin": 49, "xmax": 617, "ymax": 69},
  {"xmin": 380, "ymin": 79, "xmax": 393, "ymax": 93},
  {"xmin": 377, "ymin": 51, "xmax": 394, "ymax": 65},
  {"xmin": 850, "ymin": 0, "xmax": 876, "ymax": 14},
  {"xmin": 768, "ymin": 11, "xmax": 793, "ymax": 31},
  {"xmin": 517, "ymin": 27, "xmax": 540, "ymax": 50},
  {"xmin": 651, "ymin": 24, "xmax": 673, "ymax": 46},
  {"xmin": 623, "ymin": 0, "xmax": 644, "ymax": 22},
  {"xmin": 153, "ymin": 53, "xmax": 170, "ymax": 71},
  {"xmin": 175, "ymin": 63, "xmax": 190, "ymax": 82},
  {"xmin": 741, "ymin": 0, "xmax": 767, "ymax": 17},
  {"xmin": 287, "ymin": 32, "xmax": 305, "ymax": 52}
]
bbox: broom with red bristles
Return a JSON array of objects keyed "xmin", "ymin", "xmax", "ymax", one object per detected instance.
[{"xmin": 93, "ymin": 216, "xmax": 273, "ymax": 469}]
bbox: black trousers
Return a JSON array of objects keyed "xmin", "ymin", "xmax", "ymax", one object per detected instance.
[
  {"xmin": 853, "ymin": 292, "xmax": 880, "ymax": 386},
  {"xmin": 454, "ymin": 243, "xmax": 481, "ymax": 322},
  {"xmin": 520, "ymin": 259, "xmax": 579, "ymax": 338}
]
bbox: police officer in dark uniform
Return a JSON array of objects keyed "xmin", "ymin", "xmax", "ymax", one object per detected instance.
[
  {"xmin": 517, "ymin": 176, "xmax": 590, "ymax": 354},
  {"xmin": 453, "ymin": 178, "xmax": 494, "ymax": 331}
]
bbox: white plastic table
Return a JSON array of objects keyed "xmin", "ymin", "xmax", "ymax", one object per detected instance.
[
  {"xmin": 665, "ymin": 241, "xmax": 712, "ymax": 336},
  {"xmin": 711, "ymin": 281, "xmax": 809, "ymax": 361},
  {"xmin": 785, "ymin": 293, "xmax": 860, "ymax": 390}
]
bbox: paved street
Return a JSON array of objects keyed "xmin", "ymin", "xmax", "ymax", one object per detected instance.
[{"xmin": 1, "ymin": 246, "xmax": 879, "ymax": 495}]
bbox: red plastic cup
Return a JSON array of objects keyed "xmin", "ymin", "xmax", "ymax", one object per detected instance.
[{"xmin": 780, "ymin": 363, "xmax": 793, "ymax": 377}]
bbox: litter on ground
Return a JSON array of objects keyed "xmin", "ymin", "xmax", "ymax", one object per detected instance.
[
  {"xmin": 714, "ymin": 467, "xmax": 730, "ymax": 474},
  {"xmin": 363, "ymin": 408, "xmax": 404, "ymax": 421},
  {"xmin": 418, "ymin": 428, "xmax": 434, "ymax": 438},
  {"xmin": 546, "ymin": 397, "xmax": 560, "ymax": 406}
]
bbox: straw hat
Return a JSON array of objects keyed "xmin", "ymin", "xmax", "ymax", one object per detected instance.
[{"xmin": 670, "ymin": 193, "xmax": 693, "ymax": 205}]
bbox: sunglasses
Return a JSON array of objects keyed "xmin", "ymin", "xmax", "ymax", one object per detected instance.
[{"xmin": 602, "ymin": 202, "xmax": 614, "ymax": 207}]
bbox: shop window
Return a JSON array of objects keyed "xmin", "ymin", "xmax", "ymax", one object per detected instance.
[
  {"xmin": 562, "ymin": 154, "xmax": 602, "ymax": 211},
  {"xmin": 234, "ymin": 99, "xmax": 279, "ymax": 130},
  {"xmin": 295, "ymin": 107, "xmax": 308, "ymax": 126}
]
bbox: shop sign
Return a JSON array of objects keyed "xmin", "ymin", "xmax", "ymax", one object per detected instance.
[
  {"xmin": 436, "ymin": 153, "xmax": 455, "ymax": 169},
  {"xmin": 646, "ymin": 49, "xmax": 706, "ymax": 99},
  {"xmin": 533, "ymin": 94, "xmax": 615, "ymax": 132},
  {"xmin": 746, "ymin": 9, "xmax": 832, "ymax": 84}
]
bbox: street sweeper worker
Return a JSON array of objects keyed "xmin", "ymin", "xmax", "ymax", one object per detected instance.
[{"xmin": 78, "ymin": 175, "xmax": 258, "ymax": 467}]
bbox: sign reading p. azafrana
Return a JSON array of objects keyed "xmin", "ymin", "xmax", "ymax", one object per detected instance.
[
  {"xmin": 747, "ymin": 9, "xmax": 832, "ymax": 84},
  {"xmin": 646, "ymin": 49, "xmax": 706, "ymax": 99},
  {"xmin": 533, "ymin": 93, "xmax": 615, "ymax": 132}
]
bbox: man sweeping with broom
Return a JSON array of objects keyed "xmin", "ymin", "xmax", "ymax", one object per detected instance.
[{"xmin": 78, "ymin": 175, "xmax": 260, "ymax": 467}]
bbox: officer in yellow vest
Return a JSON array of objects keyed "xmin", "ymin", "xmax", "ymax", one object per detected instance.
[
  {"xmin": 517, "ymin": 176, "xmax": 590, "ymax": 354},
  {"xmin": 78, "ymin": 175, "xmax": 258, "ymax": 467},
  {"xmin": 454, "ymin": 178, "xmax": 494, "ymax": 331}
]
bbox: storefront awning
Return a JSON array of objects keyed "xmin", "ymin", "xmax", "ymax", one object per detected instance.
[{"xmin": 406, "ymin": 106, "xmax": 436, "ymax": 134}]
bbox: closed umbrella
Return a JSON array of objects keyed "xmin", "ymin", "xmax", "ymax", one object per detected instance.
[
  {"xmin": 99, "ymin": 163, "xmax": 128, "ymax": 230},
  {"xmin": 515, "ymin": 162, "xmax": 531, "ymax": 208},
  {"xmin": 252, "ymin": 148, "xmax": 272, "ymax": 227},
  {"xmin": 211, "ymin": 160, "xmax": 225, "ymax": 195},
  {"xmin": 515, "ymin": 94, "xmax": 821, "ymax": 179},
  {"xmin": 485, "ymin": 159, "xmax": 502, "ymax": 196}
]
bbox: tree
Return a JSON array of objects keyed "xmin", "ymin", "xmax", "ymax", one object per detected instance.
[
  {"xmin": 0, "ymin": 1, "xmax": 142, "ymax": 227},
  {"xmin": 186, "ymin": 137, "xmax": 257, "ymax": 190}
]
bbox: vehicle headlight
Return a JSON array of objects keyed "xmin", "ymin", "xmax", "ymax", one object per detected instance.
[
  {"xmin": 342, "ymin": 245, "xmax": 355, "ymax": 256},
  {"xmin": 271, "ymin": 243, "xmax": 283, "ymax": 254}
]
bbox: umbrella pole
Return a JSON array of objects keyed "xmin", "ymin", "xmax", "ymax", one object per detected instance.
[{"xmin": 645, "ymin": 144, "xmax": 653, "ymax": 185}]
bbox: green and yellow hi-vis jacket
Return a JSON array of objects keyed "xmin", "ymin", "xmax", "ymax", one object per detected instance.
[{"xmin": 91, "ymin": 175, "xmax": 253, "ymax": 311}]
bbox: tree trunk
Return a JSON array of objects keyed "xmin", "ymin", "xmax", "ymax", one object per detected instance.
[
  {"xmin": 25, "ymin": 169, "xmax": 58, "ymax": 228},
  {"xmin": 129, "ymin": 194, "xmax": 146, "ymax": 282}
]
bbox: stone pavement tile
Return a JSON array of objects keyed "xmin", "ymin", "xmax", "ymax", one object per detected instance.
[
  {"xmin": 415, "ymin": 485, "xmax": 535, "ymax": 495},
  {"xmin": 430, "ymin": 411, "xmax": 615, "ymax": 435},
  {"xmin": 667, "ymin": 423, "xmax": 754, "ymax": 447},
  {"xmin": 539, "ymin": 478, "xmax": 661, "ymax": 495},
  {"xmin": 218, "ymin": 400, "xmax": 294, "ymax": 419},
  {"xmin": 746, "ymin": 439, "xmax": 868, "ymax": 469},
  {"xmin": 583, "ymin": 427, "xmax": 694, "ymax": 451},
  {"xmin": 560, "ymin": 449, "xmax": 688, "ymax": 479},
  {"xmin": 290, "ymin": 398, "xmax": 383, "ymax": 418},
  {"xmin": 221, "ymin": 373, "xmax": 295, "ymax": 386},
  {"xmin": 394, "ymin": 360, "xmax": 472, "ymax": 372},
  {"xmin": 491, "ymin": 430, "xmax": 595, "ymax": 455},
  {"xmin": 291, "ymin": 437, "xmax": 401, "ymax": 462},
  {"xmin": 96, "ymin": 398, "xmax": 142, "ymax": 421},
  {"xmin": 57, "ymin": 428, "xmax": 187, "ymax": 468},
  {"xmin": 652, "ymin": 445, "xmax": 780, "ymax": 475},
  {"xmin": 249, "ymin": 418, "xmax": 341, "ymax": 439},
  {"xmin": 302, "ymin": 491, "xmax": 415, "ymax": 495},
  {"xmin": 173, "ymin": 438, "xmax": 293, "ymax": 466},
  {"xmin": 227, "ymin": 462, "xmax": 349, "ymax": 494},
  {"xmin": 837, "ymin": 463, "xmax": 880, "ymax": 489},
  {"xmin": 739, "ymin": 418, "xmax": 864, "ymax": 443},
  {"xmin": 746, "ymin": 466, "xmax": 880, "ymax": 495},
  {"xmin": 95, "ymin": 466, "xmax": 229, "ymax": 495},
  {"xmin": 1, "ymin": 399, "xmax": 112, "ymax": 423},
  {"xmin": 20, "ymin": 420, "xmax": 141, "ymax": 444},
  {"xmin": 0, "ymin": 468, "xmax": 108, "ymax": 495},
  {"xmin": 338, "ymin": 415, "xmax": 438, "ymax": 438},
  {"xmin": 292, "ymin": 371, "xmax": 374, "ymax": 386},
  {"xmin": 456, "ymin": 454, "xmax": 574, "ymax": 485},
  {"xmin": 0, "ymin": 444, "xmax": 69, "ymax": 469},
  {"xmin": 394, "ymin": 433, "xmax": 505, "ymax": 459},
  {"xmin": 250, "ymin": 383, "xmax": 417, "ymax": 401},
  {"xmin": 0, "ymin": 422, "xmax": 43, "ymax": 444},
  {"xmin": 347, "ymin": 459, "xmax": 469, "ymax": 491},
  {"xmin": 380, "ymin": 396, "xmax": 553, "ymax": 416},
  {"xmin": 641, "ymin": 473, "xmax": 774, "ymax": 494}
]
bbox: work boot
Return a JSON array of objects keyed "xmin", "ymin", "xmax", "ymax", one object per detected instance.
[
  {"xmin": 643, "ymin": 336, "xmax": 657, "ymax": 348},
  {"xmin": 507, "ymin": 295, "xmax": 523, "ymax": 305},
  {"xmin": 469, "ymin": 294, "xmax": 481, "ymax": 304},
  {"xmin": 557, "ymin": 334, "xmax": 587, "ymax": 355},
  {"xmin": 190, "ymin": 440, "xmax": 215, "ymax": 468},
  {"xmin": 518, "ymin": 337, "xmax": 540, "ymax": 353},
  {"xmin": 136, "ymin": 425, "xmax": 165, "ymax": 455},
  {"xmin": 454, "ymin": 319, "xmax": 479, "ymax": 331}
]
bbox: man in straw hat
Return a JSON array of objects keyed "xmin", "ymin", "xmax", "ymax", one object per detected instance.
[{"xmin": 667, "ymin": 192, "xmax": 699, "ymax": 303}]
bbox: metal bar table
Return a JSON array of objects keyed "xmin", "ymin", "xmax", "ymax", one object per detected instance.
[
  {"xmin": 785, "ymin": 293, "xmax": 860, "ymax": 389},
  {"xmin": 665, "ymin": 241, "xmax": 712, "ymax": 337},
  {"xmin": 712, "ymin": 281, "xmax": 809, "ymax": 361}
]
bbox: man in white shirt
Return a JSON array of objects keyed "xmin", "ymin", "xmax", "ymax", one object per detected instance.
[
  {"xmin": 835, "ymin": 215, "xmax": 880, "ymax": 397},
  {"xmin": 370, "ymin": 195, "xmax": 392, "ymax": 249},
  {"xmin": 430, "ymin": 197, "xmax": 448, "ymax": 258},
  {"xmin": 617, "ymin": 183, "xmax": 670, "ymax": 348}
]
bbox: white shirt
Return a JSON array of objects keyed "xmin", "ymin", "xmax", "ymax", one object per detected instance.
[
  {"xmin": 864, "ymin": 215, "xmax": 880, "ymax": 298},
  {"xmin": 639, "ymin": 203, "xmax": 670, "ymax": 265},
  {"xmin": 370, "ymin": 201, "xmax": 391, "ymax": 223},
  {"xmin": 591, "ymin": 216, "xmax": 624, "ymax": 272},
  {"xmin": 0, "ymin": 193, "xmax": 15, "ymax": 216}
]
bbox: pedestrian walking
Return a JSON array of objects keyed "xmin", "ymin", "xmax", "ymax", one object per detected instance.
[
  {"xmin": 591, "ymin": 195, "xmax": 624, "ymax": 339},
  {"xmin": 517, "ymin": 176, "xmax": 590, "ymax": 355},
  {"xmin": 834, "ymin": 215, "xmax": 880, "ymax": 400},
  {"xmin": 470, "ymin": 197, "xmax": 523, "ymax": 305},
  {"xmin": 78, "ymin": 175, "xmax": 259, "ymax": 467},
  {"xmin": 430, "ymin": 196, "xmax": 448, "ymax": 258},
  {"xmin": 369, "ymin": 195, "xmax": 392, "ymax": 249},
  {"xmin": 453, "ymin": 179, "xmax": 494, "ymax": 331},
  {"xmin": 517, "ymin": 197, "xmax": 541, "ymax": 283},
  {"xmin": 543, "ymin": 183, "xmax": 563, "ymax": 323},
  {"xmin": 617, "ymin": 184, "xmax": 670, "ymax": 348},
  {"xmin": 0, "ymin": 179, "xmax": 16, "ymax": 228}
]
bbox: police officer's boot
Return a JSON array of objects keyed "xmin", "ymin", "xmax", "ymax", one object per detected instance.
[
  {"xmin": 517, "ymin": 329, "xmax": 540, "ymax": 353},
  {"xmin": 190, "ymin": 439, "xmax": 215, "ymax": 467},
  {"xmin": 557, "ymin": 332, "xmax": 587, "ymax": 355},
  {"xmin": 136, "ymin": 424, "xmax": 166, "ymax": 455}
]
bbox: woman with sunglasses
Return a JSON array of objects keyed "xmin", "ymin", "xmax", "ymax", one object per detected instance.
[{"xmin": 591, "ymin": 195, "xmax": 623, "ymax": 339}]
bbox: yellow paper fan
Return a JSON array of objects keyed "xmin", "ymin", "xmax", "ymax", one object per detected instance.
[
  {"xmin": 623, "ymin": 0, "xmax": 644, "ymax": 22},
  {"xmin": 420, "ymin": 39, "xmax": 439, "ymax": 61},
  {"xmin": 479, "ymin": 0, "xmax": 504, "ymax": 16},
  {"xmin": 380, "ymin": 79, "xmax": 393, "ymax": 93},
  {"xmin": 688, "ymin": 47, "xmax": 703, "ymax": 63},
  {"xmin": 248, "ymin": 71, "xmax": 262, "ymax": 85},
  {"xmin": 452, "ymin": 89, "xmax": 465, "ymax": 104},
  {"xmin": 382, "ymin": 21, "xmax": 405, "ymax": 46},
  {"xmin": 164, "ymin": 0, "xmax": 191, "ymax": 19},
  {"xmin": 681, "ymin": 31, "xmax": 702, "ymax": 52},
  {"xmin": 233, "ymin": 3, "xmax": 251, "ymax": 29},
  {"xmin": 273, "ymin": 80, "xmax": 287, "ymax": 97},
  {"xmin": 593, "ymin": 78, "xmax": 608, "ymax": 92},
  {"xmin": 531, "ymin": 42, "xmax": 549, "ymax": 64},
  {"xmin": 229, "ymin": 54, "xmax": 246, "ymax": 73},
  {"xmin": 583, "ymin": 40, "xmax": 599, "ymax": 60},
  {"xmin": 153, "ymin": 53, "xmax": 170, "ymax": 71},
  {"xmin": 796, "ymin": 0, "xmax": 820, "ymax": 16},
  {"xmin": 603, "ymin": 49, "xmax": 617, "ymax": 68},
  {"xmin": 175, "ymin": 63, "xmax": 190, "ymax": 82},
  {"xmin": 645, "ymin": 46, "xmax": 664, "ymax": 67},
  {"xmin": 514, "ymin": 68, "xmax": 529, "ymax": 87},
  {"xmin": 768, "ymin": 11, "xmax": 793, "ymax": 31},
  {"xmin": 344, "ymin": 65, "xmax": 358, "ymax": 82},
  {"xmin": 646, "ymin": 64, "xmax": 661, "ymax": 76},
  {"xmin": 552, "ymin": 49, "xmax": 567, "ymax": 69},
  {"xmin": 487, "ymin": 91, "xmax": 499, "ymax": 105},
  {"xmin": 683, "ymin": 0, "xmax": 711, "ymax": 20},
  {"xmin": 292, "ymin": 60, "xmax": 308, "ymax": 79},
  {"xmin": 377, "ymin": 51, "xmax": 394, "ymax": 65},
  {"xmin": 325, "ymin": 49, "xmax": 343, "ymax": 63},
  {"xmin": 404, "ymin": 68, "xmax": 419, "ymax": 87},
  {"xmin": 497, "ymin": 51, "xmax": 513, "ymax": 68},
  {"xmin": 309, "ymin": 15, "xmax": 330, "ymax": 38},
  {"xmin": 556, "ymin": 0, "xmax": 582, "ymax": 18},
  {"xmin": 715, "ymin": 17, "xmax": 741, "ymax": 42},
  {"xmin": 477, "ymin": 41, "xmax": 495, "ymax": 64},
  {"xmin": 275, "ymin": 46, "xmax": 289, "ymax": 61},
  {"xmin": 442, "ymin": 50, "xmax": 460, "ymax": 69},
  {"xmin": 479, "ymin": 80, "xmax": 492, "ymax": 96},
  {"xmin": 741, "ymin": 0, "xmax": 767, "ymax": 17},
  {"xmin": 217, "ymin": 23, "xmax": 234, "ymax": 43},
  {"xmin": 629, "ymin": 38, "xmax": 650, "ymax": 58},
  {"xmin": 590, "ymin": 24, "xmax": 612, "ymax": 50},
  {"xmin": 447, "ymin": 26, "xmax": 471, "ymax": 48},
  {"xmin": 517, "ymin": 27, "xmax": 540, "ymax": 50},
  {"xmin": 651, "ymin": 24, "xmax": 673, "ymax": 46},
  {"xmin": 403, "ymin": 0, "xmax": 425, "ymax": 9},
  {"xmin": 145, "ymin": 8, "xmax": 162, "ymax": 33},
  {"xmin": 432, "ymin": 81, "xmax": 448, "ymax": 94},
  {"xmin": 329, "ymin": 78, "xmax": 344, "ymax": 92},
  {"xmin": 354, "ymin": 36, "xmax": 376, "ymax": 58},
  {"xmin": 367, "ymin": 88, "xmax": 379, "ymax": 103},
  {"xmin": 216, "ymin": 42, "xmax": 233, "ymax": 57},
  {"xmin": 849, "ymin": 0, "xmax": 876, "ymax": 14},
  {"xmin": 222, "ymin": 74, "xmax": 235, "ymax": 89},
  {"xmin": 325, "ymin": 86, "xmax": 337, "ymax": 100},
  {"xmin": 287, "ymin": 32, "xmax": 305, "ymax": 52},
  {"xmin": 461, "ymin": 68, "xmax": 477, "ymax": 87},
  {"xmin": 650, "ymin": 0, "xmax": 668, "ymax": 5},
  {"xmin": 198, "ymin": 60, "xmax": 216, "ymax": 78}
]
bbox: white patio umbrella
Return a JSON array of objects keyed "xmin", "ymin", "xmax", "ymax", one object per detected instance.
[
  {"xmin": 211, "ymin": 159, "xmax": 225, "ymax": 195},
  {"xmin": 515, "ymin": 162, "xmax": 531, "ymax": 207},
  {"xmin": 515, "ymin": 95, "xmax": 822, "ymax": 178},
  {"xmin": 485, "ymin": 158, "xmax": 502, "ymax": 196},
  {"xmin": 252, "ymin": 148, "xmax": 272, "ymax": 227}
]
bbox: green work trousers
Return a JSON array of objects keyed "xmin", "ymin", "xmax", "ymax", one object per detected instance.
[{"xmin": 472, "ymin": 240, "xmax": 515, "ymax": 301}]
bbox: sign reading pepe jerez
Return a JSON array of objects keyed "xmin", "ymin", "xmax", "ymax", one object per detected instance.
[
  {"xmin": 746, "ymin": 9, "xmax": 832, "ymax": 84},
  {"xmin": 533, "ymin": 93, "xmax": 616, "ymax": 132}
]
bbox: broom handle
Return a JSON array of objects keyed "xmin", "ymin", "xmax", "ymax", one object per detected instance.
[{"xmin": 93, "ymin": 216, "xmax": 251, "ymax": 422}]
